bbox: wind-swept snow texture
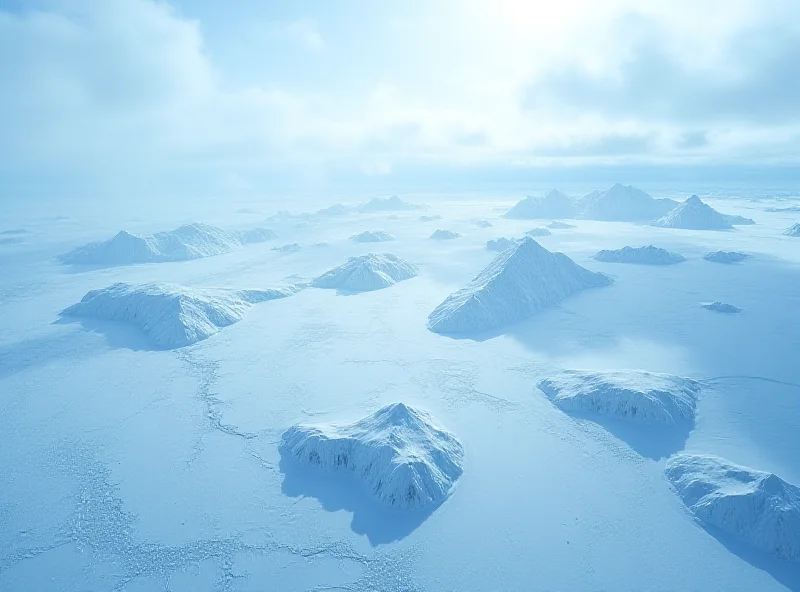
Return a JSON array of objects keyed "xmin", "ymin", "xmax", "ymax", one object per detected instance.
[
  {"xmin": 580, "ymin": 183, "xmax": 677, "ymax": 222},
  {"xmin": 312, "ymin": 253, "xmax": 418, "ymax": 292},
  {"xmin": 504, "ymin": 189, "xmax": 578, "ymax": 219},
  {"xmin": 350, "ymin": 230, "xmax": 396, "ymax": 243},
  {"xmin": 547, "ymin": 221, "xmax": 576, "ymax": 229},
  {"xmin": 665, "ymin": 454, "xmax": 800, "ymax": 562},
  {"xmin": 60, "ymin": 223, "xmax": 275, "ymax": 266},
  {"xmin": 701, "ymin": 301, "xmax": 742, "ymax": 313},
  {"xmin": 593, "ymin": 245, "xmax": 686, "ymax": 265},
  {"xmin": 61, "ymin": 282, "xmax": 295, "ymax": 349},
  {"xmin": 280, "ymin": 403, "xmax": 464, "ymax": 509},
  {"xmin": 538, "ymin": 370, "xmax": 700, "ymax": 426},
  {"xmin": 704, "ymin": 251, "xmax": 750, "ymax": 264},
  {"xmin": 525, "ymin": 228, "xmax": 552, "ymax": 237},
  {"xmin": 783, "ymin": 223, "xmax": 800, "ymax": 237},
  {"xmin": 360, "ymin": 195, "xmax": 420, "ymax": 212},
  {"xmin": 486, "ymin": 237, "xmax": 518, "ymax": 252},
  {"xmin": 653, "ymin": 195, "xmax": 733, "ymax": 230},
  {"xmin": 427, "ymin": 237, "xmax": 612, "ymax": 335},
  {"xmin": 430, "ymin": 229, "xmax": 461, "ymax": 240}
]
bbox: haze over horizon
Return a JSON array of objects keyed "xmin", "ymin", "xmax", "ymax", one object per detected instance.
[{"xmin": 2, "ymin": 0, "xmax": 800, "ymax": 200}]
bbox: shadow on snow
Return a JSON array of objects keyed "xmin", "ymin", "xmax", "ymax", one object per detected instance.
[
  {"xmin": 563, "ymin": 411, "xmax": 694, "ymax": 460},
  {"xmin": 52, "ymin": 316, "xmax": 161, "ymax": 352},
  {"xmin": 699, "ymin": 522, "xmax": 800, "ymax": 592},
  {"xmin": 278, "ymin": 454, "xmax": 438, "ymax": 547}
]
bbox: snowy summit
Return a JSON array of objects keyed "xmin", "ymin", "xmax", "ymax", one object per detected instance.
[
  {"xmin": 580, "ymin": 184, "xmax": 677, "ymax": 222},
  {"xmin": 665, "ymin": 454, "xmax": 800, "ymax": 562},
  {"xmin": 783, "ymin": 223, "xmax": 800, "ymax": 237},
  {"xmin": 547, "ymin": 221, "xmax": 576, "ymax": 229},
  {"xmin": 280, "ymin": 402, "xmax": 464, "ymax": 509},
  {"xmin": 360, "ymin": 195, "xmax": 420, "ymax": 212},
  {"xmin": 350, "ymin": 230, "xmax": 396, "ymax": 243},
  {"xmin": 701, "ymin": 301, "xmax": 742, "ymax": 313},
  {"xmin": 525, "ymin": 228, "xmax": 552, "ymax": 237},
  {"xmin": 593, "ymin": 245, "xmax": 686, "ymax": 265},
  {"xmin": 59, "ymin": 223, "xmax": 275, "ymax": 266},
  {"xmin": 538, "ymin": 370, "xmax": 700, "ymax": 426},
  {"xmin": 61, "ymin": 282, "xmax": 296, "ymax": 349},
  {"xmin": 653, "ymin": 195, "xmax": 734, "ymax": 230},
  {"xmin": 504, "ymin": 189, "xmax": 578, "ymax": 220},
  {"xmin": 428, "ymin": 237, "xmax": 612, "ymax": 335},
  {"xmin": 313, "ymin": 253, "xmax": 419, "ymax": 292},
  {"xmin": 704, "ymin": 251, "xmax": 750, "ymax": 264},
  {"xmin": 429, "ymin": 229, "xmax": 461, "ymax": 240}
]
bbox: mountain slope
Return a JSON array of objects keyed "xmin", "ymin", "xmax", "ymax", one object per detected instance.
[{"xmin": 427, "ymin": 238, "xmax": 612, "ymax": 335}]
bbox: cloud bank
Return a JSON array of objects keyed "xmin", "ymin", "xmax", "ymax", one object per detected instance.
[{"xmin": 1, "ymin": 0, "xmax": 799, "ymax": 196}]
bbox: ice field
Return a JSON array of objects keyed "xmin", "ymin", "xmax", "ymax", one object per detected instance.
[{"xmin": 1, "ymin": 186, "xmax": 800, "ymax": 591}]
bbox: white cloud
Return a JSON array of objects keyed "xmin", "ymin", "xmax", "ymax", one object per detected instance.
[
  {"xmin": 267, "ymin": 20, "xmax": 324, "ymax": 51},
  {"xmin": 1, "ymin": 0, "xmax": 799, "ymax": 195}
]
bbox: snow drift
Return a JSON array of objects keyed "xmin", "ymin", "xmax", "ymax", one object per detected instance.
[
  {"xmin": 525, "ymin": 228, "xmax": 552, "ymax": 237},
  {"xmin": 350, "ymin": 230, "xmax": 396, "ymax": 243},
  {"xmin": 60, "ymin": 223, "xmax": 275, "ymax": 266},
  {"xmin": 704, "ymin": 251, "xmax": 750, "ymax": 264},
  {"xmin": 665, "ymin": 454, "xmax": 800, "ymax": 562},
  {"xmin": 783, "ymin": 223, "xmax": 800, "ymax": 237},
  {"xmin": 701, "ymin": 301, "xmax": 742, "ymax": 313},
  {"xmin": 538, "ymin": 370, "xmax": 700, "ymax": 426},
  {"xmin": 593, "ymin": 246, "xmax": 686, "ymax": 265},
  {"xmin": 312, "ymin": 253, "xmax": 418, "ymax": 292},
  {"xmin": 427, "ymin": 237, "xmax": 612, "ymax": 335},
  {"xmin": 580, "ymin": 184, "xmax": 677, "ymax": 222},
  {"xmin": 504, "ymin": 189, "xmax": 578, "ymax": 220},
  {"xmin": 486, "ymin": 237, "xmax": 518, "ymax": 252},
  {"xmin": 280, "ymin": 402, "xmax": 464, "ymax": 509},
  {"xmin": 653, "ymin": 195, "xmax": 734, "ymax": 230},
  {"xmin": 430, "ymin": 229, "xmax": 461, "ymax": 240},
  {"xmin": 61, "ymin": 282, "xmax": 296, "ymax": 349}
]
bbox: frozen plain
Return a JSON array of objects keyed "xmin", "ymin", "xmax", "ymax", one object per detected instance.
[{"xmin": 1, "ymin": 187, "xmax": 800, "ymax": 591}]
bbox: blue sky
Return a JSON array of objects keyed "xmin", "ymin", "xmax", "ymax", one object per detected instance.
[{"xmin": 1, "ymin": 0, "xmax": 799, "ymax": 198}]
